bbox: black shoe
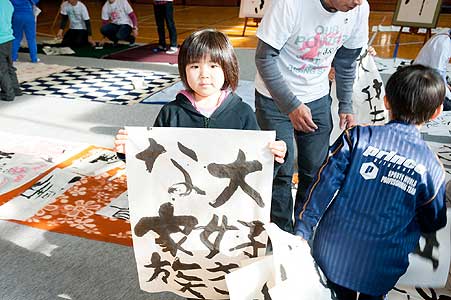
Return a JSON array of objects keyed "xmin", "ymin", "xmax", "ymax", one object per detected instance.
[
  {"xmin": 129, "ymin": 36, "xmax": 136, "ymax": 46},
  {"xmin": 14, "ymin": 88, "xmax": 23, "ymax": 96},
  {"xmin": 0, "ymin": 96, "xmax": 14, "ymax": 102}
]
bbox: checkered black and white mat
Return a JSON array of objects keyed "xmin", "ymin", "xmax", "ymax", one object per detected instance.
[{"xmin": 20, "ymin": 66, "xmax": 180, "ymax": 105}]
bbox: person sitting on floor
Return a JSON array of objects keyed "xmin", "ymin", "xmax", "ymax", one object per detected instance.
[
  {"xmin": 99, "ymin": 0, "xmax": 138, "ymax": 46},
  {"xmin": 414, "ymin": 28, "xmax": 451, "ymax": 110},
  {"xmin": 56, "ymin": 0, "xmax": 96, "ymax": 48},
  {"xmin": 0, "ymin": 0, "xmax": 22, "ymax": 102}
]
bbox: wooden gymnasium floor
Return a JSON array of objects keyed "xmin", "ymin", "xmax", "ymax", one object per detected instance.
[{"xmin": 35, "ymin": 1, "xmax": 451, "ymax": 60}]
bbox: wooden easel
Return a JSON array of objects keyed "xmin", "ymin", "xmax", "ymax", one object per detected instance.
[
  {"xmin": 393, "ymin": 26, "xmax": 432, "ymax": 58},
  {"xmin": 241, "ymin": 17, "xmax": 261, "ymax": 36}
]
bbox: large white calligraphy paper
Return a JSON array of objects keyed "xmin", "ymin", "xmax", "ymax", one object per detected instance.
[
  {"xmin": 331, "ymin": 50, "xmax": 388, "ymax": 143},
  {"xmin": 126, "ymin": 127, "xmax": 274, "ymax": 299}
]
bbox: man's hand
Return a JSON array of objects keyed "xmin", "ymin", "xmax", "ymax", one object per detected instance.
[
  {"xmin": 339, "ymin": 113, "xmax": 355, "ymax": 130},
  {"xmin": 132, "ymin": 28, "xmax": 138, "ymax": 37},
  {"xmin": 56, "ymin": 29, "xmax": 63, "ymax": 40},
  {"xmin": 288, "ymin": 103, "xmax": 318, "ymax": 133}
]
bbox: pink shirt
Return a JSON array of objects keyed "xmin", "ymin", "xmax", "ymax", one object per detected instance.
[{"xmin": 180, "ymin": 90, "xmax": 230, "ymax": 118}]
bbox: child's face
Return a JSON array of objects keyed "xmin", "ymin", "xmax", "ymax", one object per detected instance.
[{"xmin": 185, "ymin": 56, "xmax": 225, "ymax": 101}]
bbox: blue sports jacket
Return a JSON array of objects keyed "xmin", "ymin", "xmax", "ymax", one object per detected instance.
[{"xmin": 295, "ymin": 121, "xmax": 447, "ymax": 295}]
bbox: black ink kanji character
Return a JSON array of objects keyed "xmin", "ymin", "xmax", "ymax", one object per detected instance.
[
  {"xmin": 254, "ymin": 0, "xmax": 264, "ymax": 14},
  {"xmin": 206, "ymin": 256, "xmax": 240, "ymax": 282},
  {"xmin": 144, "ymin": 252, "xmax": 171, "ymax": 283},
  {"xmin": 177, "ymin": 142, "xmax": 198, "ymax": 161},
  {"xmin": 174, "ymin": 279, "xmax": 206, "ymax": 299},
  {"xmin": 135, "ymin": 138, "xmax": 166, "ymax": 173},
  {"xmin": 214, "ymin": 287, "xmax": 229, "ymax": 295},
  {"xmin": 419, "ymin": 0, "xmax": 426, "ymax": 15},
  {"xmin": 168, "ymin": 159, "xmax": 206, "ymax": 197},
  {"xmin": 356, "ymin": 49, "xmax": 370, "ymax": 73},
  {"xmin": 438, "ymin": 145, "xmax": 451, "ymax": 162},
  {"xmin": 370, "ymin": 106, "xmax": 386, "ymax": 123},
  {"xmin": 111, "ymin": 206, "xmax": 130, "ymax": 220},
  {"xmin": 361, "ymin": 85, "xmax": 374, "ymax": 110},
  {"xmin": 229, "ymin": 220, "xmax": 265, "ymax": 258},
  {"xmin": 207, "ymin": 149, "xmax": 263, "ymax": 208},
  {"xmin": 175, "ymin": 271, "xmax": 202, "ymax": 282},
  {"xmin": 89, "ymin": 153, "xmax": 117, "ymax": 164},
  {"xmin": 372, "ymin": 79, "xmax": 383, "ymax": 99},
  {"xmin": 199, "ymin": 214, "xmax": 238, "ymax": 259},
  {"xmin": 414, "ymin": 232, "xmax": 440, "ymax": 270},
  {"xmin": 415, "ymin": 287, "xmax": 451, "ymax": 300},
  {"xmin": 134, "ymin": 202, "xmax": 198, "ymax": 256},
  {"xmin": 20, "ymin": 175, "xmax": 55, "ymax": 199},
  {"xmin": 21, "ymin": 175, "xmax": 80, "ymax": 200},
  {"xmin": 0, "ymin": 151, "xmax": 14, "ymax": 160},
  {"xmin": 206, "ymin": 262, "xmax": 239, "ymax": 275},
  {"xmin": 261, "ymin": 283, "xmax": 271, "ymax": 300},
  {"xmin": 172, "ymin": 257, "xmax": 201, "ymax": 271}
]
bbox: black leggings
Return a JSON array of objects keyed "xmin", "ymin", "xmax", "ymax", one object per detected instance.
[{"xmin": 328, "ymin": 280, "xmax": 385, "ymax": 300}]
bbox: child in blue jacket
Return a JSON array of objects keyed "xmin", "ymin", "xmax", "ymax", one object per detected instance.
[{"xmin": 295, "ymin": 65, "xmax": 448, "ymax": 300}]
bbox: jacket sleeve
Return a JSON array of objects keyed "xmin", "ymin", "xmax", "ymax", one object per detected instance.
[
  {"xmin": 294, "ymin": 128, "xmax": 354, "ymax": 240},
  {"xmin": 333, "ymin": 46, "xmax": 362, "ymax": 114},
  {"xmin": 416, "ymin": 181, "xmax": 447, "ymax": 233},
  {"xmin": 255, "ymin": 39, "xmax": 302, "ymax": 115}
]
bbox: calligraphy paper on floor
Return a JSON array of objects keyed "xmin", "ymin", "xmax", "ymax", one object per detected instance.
[
  {"xmin": 330, "ymin": 50, "xmax": 388, "ymax": 144},
  {"xmin": 419, "ymin": 112, "xmax": 451, "ymax": 182},
  {"xmin": 126, "ymin": 127, "xmax": 275, "ymax": 299},
  {"xmin": 397, "ymin": 208, "xmax": 451, "ymax": 287},
  {"xmin": 0, "ymin": 152, "xmax": 54, "ymax": 197},
  {"xmin": 0, "ymin": 131, "xmax": 88, "ymax": 165},
  {"xmin": 96, "ymin": 191, "xmax": 129, "ymax": 220},
  {"xmin": 0, "ymin": 169, "xmax": 82, "ymax": 220},
  {"xmin": 387, "ymin": 286, "xmax": 451, "ymax": 300},
  {"xmin": 65, "ymin": 148, "xmax": 124, "ymax": 176}
]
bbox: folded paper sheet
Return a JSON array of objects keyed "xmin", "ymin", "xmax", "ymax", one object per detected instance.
[{"xmin": 126, "ymin": 127, "xmax": 275, "ymax": 299}]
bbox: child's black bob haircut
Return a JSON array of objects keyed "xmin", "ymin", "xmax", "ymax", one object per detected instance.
[
  {"xmin": 385, "ymin": 64, "xmax": 445, "ymax": 125},
  {"xmin": 178, "ymin": 29, "xmax": 239, "ymax": 91}
]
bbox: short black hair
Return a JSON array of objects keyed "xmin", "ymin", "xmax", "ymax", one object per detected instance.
[
  {"xmin": 178, "ymin": 29, "xmax": 239, "ymax": 91},
  {"xmin": 385, "ymin": 64, "xmax": 445, "ymax": 125}
]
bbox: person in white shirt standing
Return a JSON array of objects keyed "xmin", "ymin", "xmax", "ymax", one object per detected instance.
[
  {"xmin": 57, "ymin": 0, "xmax": 95, "ymax": 48},
  {"xmin": 414, "ymin": 29, "xmax": 451, "ymax": 110},
  {"xmin": 100, "ymin": 0, "xmax": 138, "ymax": 46},
  {"xmin": 254, "ymin": 0, "xmax": 369, "ymax": 233}
]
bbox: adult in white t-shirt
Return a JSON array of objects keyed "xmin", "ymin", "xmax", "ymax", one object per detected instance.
[
  {"xmin": 414, "ymin": 29, "xmax": 451, "ymax": 110},
  {"xmin": 57, "ymin": 0, "xmax": 95, "ymax": 48},
  {"xmin": 100, "ymin": 0, "xmax": 138, "ymax": 45},
  {"xmin": 254, "ymin": 0, "xmax": 369, "ymax": 234}
]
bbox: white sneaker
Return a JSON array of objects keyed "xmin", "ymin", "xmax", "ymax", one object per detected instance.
[{"xmin": 166, "ymin": 46, "xmax": 178, "ymax": 54}]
